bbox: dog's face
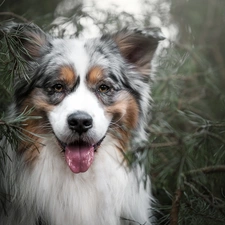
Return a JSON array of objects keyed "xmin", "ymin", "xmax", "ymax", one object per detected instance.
[{"xmin": 11, "ymin": 24, "xmax": 162, "ymax": 173}]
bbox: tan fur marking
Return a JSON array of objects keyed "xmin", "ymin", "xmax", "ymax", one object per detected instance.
[
  {"xmin": 87, "ymin": 67, "xmax": 104, "ymax": 86},
  {"xmin": 59, "ymin": 66, "xmax": 76, "ymax": 88},
  {"xmin": 18, "ymin": 111, "xmax": 47, "ymax": 164},
  {"xmin": 106, "ymin": 92, "xmax": 139, "ymax": 151},
  {"xmin": 19, "ymin": 123, "xmax": 44, "ymax": 163},
  {"xmin": 18, "ymin": 89, "xmax": 52, "ymax": 163},
  {"xmin": 27, "ymin": 88, "xmax": 54, "ymax": 112},
  {"xmin": 32, "ymin": 99, "xmax": 53, "ymax": 112}
]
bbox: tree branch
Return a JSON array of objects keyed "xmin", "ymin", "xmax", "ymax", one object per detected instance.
[
  {"xmin": 170, "ymin": 188, "xmax": 182, "ymax": 225},
  {"xmin": 184, "ymin": 181, "xmax": 225, "ymax": 209},
  {"xmin": 0, "ymin": 12, "xmax": 29, "ymax": 23},
  {"xmin": 150, "ymin": 141, "xmax": 179, "ymax": 148},
  {"xmin": 185, "ymin": 165, "xmax": 225, "ymax": 176}
]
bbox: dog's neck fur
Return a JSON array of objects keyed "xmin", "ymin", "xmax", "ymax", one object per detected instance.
[{"xmin": 3, "ymin": 135, "xmax": 151, "ymax": 225}]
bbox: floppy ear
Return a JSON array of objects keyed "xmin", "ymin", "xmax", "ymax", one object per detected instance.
[
  {"xmin": 112, "ymin": 28, "xmax": 164, "ymax": 75},
  {"xmin": 6, "ymin": 23, "xmax": 50, "ymax": 60}
]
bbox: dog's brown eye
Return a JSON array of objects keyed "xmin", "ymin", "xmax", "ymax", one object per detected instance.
[
  {"xmin": 53, "ymin": 84, "xmax": 63, "ymax": 93},
  {"xmin": 98, "ymin": 84, "xmax": 110, "ymax": 93}
]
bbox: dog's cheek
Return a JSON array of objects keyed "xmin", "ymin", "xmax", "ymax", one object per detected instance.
[
  {"xmin": 107, "ymin": 92, "xmax": 139, "ymax": 129},
  {"xmin": 30, "ymin": 89, "xmax": 54, "ymax": 112},
  {"xmin": 106, "ymin": 92, "xmax": 139, "ymax": 149},
  {"xmin": 15, "ymin": 89, "xmax": 53, "ymax": 163}
]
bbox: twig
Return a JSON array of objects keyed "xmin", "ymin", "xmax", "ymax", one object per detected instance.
[
  {"xmin": 185, "ymin": 202, "xmax": 225, "ymax": 222},
  {"xmin": 0, "ymin": 12, "xmax": 29, "ymax": 23},
  {"xmin": 120, "ymin": 217, "xmax": 146, "ymax": 225},
  {"xmin": 170, "ymin": 188, "xmax": 182, "ymax": 225},
  {"xmin": 154, "ymin": 72, "xmax": 204, "ymax": 81},
  {"xmin": 191, "ymin": 179, "xmax": 214, "ymax": 200},
  {"xmin": 150, "ymin": 141, "xmax": 179, "ymax": 148},
  {"xmin": 173, "ymin": 42, "xmax": 206, "ymax": 71},
  {"xmin": 184, "ymin": 181, "xmax": 225, "ymax": 209},
  {"xmin": 204, "ymin": 131, "xmax": 225, "ymax": 145},
  {"xmin": 185, "ymin": 165, "xmax": 225, "ymax": 176}
]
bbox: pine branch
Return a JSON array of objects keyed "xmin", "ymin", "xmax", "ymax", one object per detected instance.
[
  {"xmin": 185, "ymin": 202, "xmax": 225, "ymax": 223},
  {"xmin": 184, "ymin": 181, "xmax": 225, "ymax": 209},
  {"xmin": 150, "ymin": 141, "xmax": 179, "ymax": 148},
  {"xmin": 185, "ymin": 165, "xmax": 225, "ymax": 176},
  {"xmin": 0, "ymin": 12, "xmax": 29, "ymax": 23},
  {"xmin": 170, "ymin": 189, "xmax": 182, "ymax": 225}
]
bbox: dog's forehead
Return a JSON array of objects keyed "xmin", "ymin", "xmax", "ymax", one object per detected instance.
[
  {"xmin": 45, "ymin": 37, "xmax": 122, "ymax": 82},
  {"xmin": 49, "ymin": 38, "xmax": 108, "ymax": 70},
  {"xmin": 49, "ymin": 38, "xmax": 90, "ymax": 79}
]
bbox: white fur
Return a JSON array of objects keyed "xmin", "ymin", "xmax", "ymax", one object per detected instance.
[
  {"xmin": 2, "ymin": 136, "xmax": 152, "ymax": 225},
  {"xmin": 48, "ymin": 82, "xmax": 111, "ymax": 145}
]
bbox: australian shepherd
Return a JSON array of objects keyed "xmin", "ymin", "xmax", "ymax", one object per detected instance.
[{"xmin": 0, "ymin": 23, "xmax": 162, "ymax": 225}]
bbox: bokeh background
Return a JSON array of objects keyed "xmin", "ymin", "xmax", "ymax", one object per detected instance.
[{"xmin": 1, "ymin": 0, "xmax": 225, "ymax": 224}]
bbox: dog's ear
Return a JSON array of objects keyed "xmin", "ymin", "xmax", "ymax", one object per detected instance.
[
  {"xmin": 4, "ymin": 23, "xmax": 50, "ymax": 61},
  {"xmin": 112, "ymin": 28, "xmax": 164, "ymax": 75}
]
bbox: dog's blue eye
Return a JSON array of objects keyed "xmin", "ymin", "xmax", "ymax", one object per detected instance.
[
  {"xmin": 53, "ymin": 84, "xmax": 63, "ymax": 93},
  {"xmin": 98, "ymin": 84, "xmax": 110, "ymax": 93}
]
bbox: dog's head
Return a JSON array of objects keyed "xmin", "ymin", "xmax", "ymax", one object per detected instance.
[{"xmin": 8, "ymin": 23, "xmax": 163, "ymax": 173}]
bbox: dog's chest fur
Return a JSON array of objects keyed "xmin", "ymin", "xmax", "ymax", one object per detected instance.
[{"xmin": 4, "ymin": 136, "xmax": 151, "ymax": 225}]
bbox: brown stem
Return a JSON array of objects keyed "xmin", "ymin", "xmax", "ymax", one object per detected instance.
[
  {"xmin": 0, "ymin": 12, "xmax": 29, "ymax": 23},
  {"xmin": 170, "ymin": 188, "xmax": 182, "ymax": 225},
  {"xmin": 186, "ymin": 165, "xmax": 225, "ymax": 176},
  {"xmin": 150, "ymin": 141, "xmax": 179, "ymax": 148}
]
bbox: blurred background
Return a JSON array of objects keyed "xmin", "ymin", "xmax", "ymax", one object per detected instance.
[{"xmin": 0, "ymin": 0, "xmax": 225, "ymax": 224}]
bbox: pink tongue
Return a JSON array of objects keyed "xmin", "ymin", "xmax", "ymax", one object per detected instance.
[{"xmin": 65, "ymin": 144, "xmax": 94, "ymax": 173}]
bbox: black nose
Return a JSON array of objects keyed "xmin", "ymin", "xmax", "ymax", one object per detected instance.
[{"xmin": 67, "ymin": 111, "xmax": 93, "ymax": 134}]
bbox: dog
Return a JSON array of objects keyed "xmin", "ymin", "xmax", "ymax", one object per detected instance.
[{"xmin": 0, "ymin": 23, "xmax": 162, "ymax": 225}]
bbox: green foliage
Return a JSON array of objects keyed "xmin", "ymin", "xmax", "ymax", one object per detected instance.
[
  {"xmin": 147, "ymin": 1, "xmax": 225, "ymax": 223},
  {"xmin": 0, "ymin": 25, "xmax": 41, "ymax": 170},
  {"xmin": 0, "ymin": 26, "xmax": 32, "ymax": 111},
  {"xmin": 149, "ymin": 45, "xmax": 225, "ymax": 224}
]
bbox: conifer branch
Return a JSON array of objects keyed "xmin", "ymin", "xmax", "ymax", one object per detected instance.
[
  {"xmin": 184, "ymin": 181, "xmax": 225, "ymax": 209},
  {"xmin": 185, "ymin": 165, "xmax": 225, "ymax": 176},
  {"xmin": 170, "ymin": 188, "xmax": 182, "ymax": 225},
  {"xmin": 150, "ymin": 141, "xmax": 179, "ymax": 148},
  {"xmin": 0, "ymin": 12, "xmax": 29, "ymax": 23},
  {"xmin": 185, "ymin": 203, "xmax": 225, "ymax": 222}
]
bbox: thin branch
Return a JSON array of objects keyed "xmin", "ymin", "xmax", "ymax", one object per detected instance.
[
  {"xmin": 154, "ymin": 72, "xmax": 204, "ymax": 81},
  {"xmin": 120, "ymin": 217, "xmax": 147, "ymax": 225},
  {"xmin": 185, "ymin": 165, "xmax": 225, "ymax": 176},
  {"xmin": 170, "ymin": 189, "xmax": 182, "ymax": 225},
  {"xmin": 185, "ymin": 203, "xmax": 225, "ymax": 222},
  {"xmin": 0, "ymin": 12, "xmax": 29, "ymax": 23},
  {"xmin": 204, "ymin": 131, "xmax": 225, "ymax": 145},
  {"xmin": 184, "ymin": 181, "xmax": 225, "ymax": 209},
  {"xmin": 173, "ymin": 42, "xmax": 206, "ymax": 71},
  {"xmin": 150, "ymin": 142, "xmax": 179, "ymax": 148}
]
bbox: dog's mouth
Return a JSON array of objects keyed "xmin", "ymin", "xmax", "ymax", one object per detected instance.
[{"xmin": 56, "ymin": 136, "xmax": 105, "ymax": 174}]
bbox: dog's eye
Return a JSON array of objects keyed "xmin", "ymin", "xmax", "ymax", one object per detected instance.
[
  {"xmin": 53, "ymin": 84, "xmax": 63, "ymax": 93},
  {"xmin": 98, "ymin": 84, "xmax": 110, "ymax": 93}
]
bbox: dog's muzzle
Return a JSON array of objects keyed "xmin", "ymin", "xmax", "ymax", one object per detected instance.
[{"xmin": 55, "ymin": 134, "xmax": 105, "ymax": 174}]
